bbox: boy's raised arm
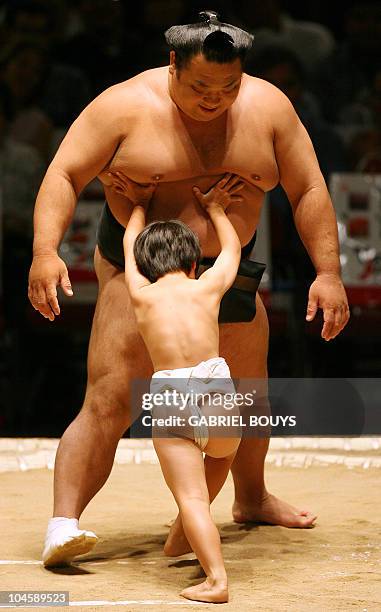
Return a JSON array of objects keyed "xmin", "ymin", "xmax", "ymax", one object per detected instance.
[
  {"xmin": 193, "ymin": 174, "xmax": 244, "ymax": 295},
  {"xmin": 122, "ymin": 178, "xmax": 157, "ymax": 297}
]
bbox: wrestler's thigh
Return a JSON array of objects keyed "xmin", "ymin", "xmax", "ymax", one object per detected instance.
[
  {"xmin": 219, "ymin": 293, "xmax": 269, "ymax": 378},
  {"xmin": 84, "ymin": 248, "xmax": 153, "ymax": 415}
]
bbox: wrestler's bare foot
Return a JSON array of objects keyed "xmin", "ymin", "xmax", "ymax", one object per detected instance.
[
  {"xmin": 164, "ymin": 514, "xmax": 192, "ymax": 557},
  {"xmin": 232, "ymin": 492, "xmax": 317, "ymax": 528},
  {"xmin": 180, "ymin": 578, "xmax": 228, "ymax": 603}
]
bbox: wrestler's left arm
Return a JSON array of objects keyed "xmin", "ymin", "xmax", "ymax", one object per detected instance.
[{"xmin": 273, "ymin": 89, "xmax": 350, "ymax": 341}]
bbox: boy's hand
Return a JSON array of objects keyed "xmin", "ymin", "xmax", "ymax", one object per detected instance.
[
  {"xmin": 193, "ymin": 173, "xmax": 245, "ymax": 212},
  {"xmin": 109, "ymin": 171, "xmax": 157, "ymax": 207}
]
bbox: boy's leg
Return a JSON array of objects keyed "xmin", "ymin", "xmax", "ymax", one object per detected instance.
[
  {"xmin": 164, "ymin": 452, "xmax": 236, "ymax": 556},
  {"xmin": 153, "ymin": 437, "xmax": 228, "ymax": 603}
]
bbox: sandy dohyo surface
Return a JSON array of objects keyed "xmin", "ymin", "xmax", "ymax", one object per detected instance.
[{"xmin": 1, "ymin": 461, "xmax": 380, "ymax": 611}]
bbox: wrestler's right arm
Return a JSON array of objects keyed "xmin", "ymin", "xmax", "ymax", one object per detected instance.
[{"xmin": 28, "ymin": 88, "xmax": 129, "ymax": 321}]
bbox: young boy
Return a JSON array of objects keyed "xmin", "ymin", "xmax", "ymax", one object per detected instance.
[{"xmin": 122, "ymin": 173, "xmax": 245, "ymax": 604}]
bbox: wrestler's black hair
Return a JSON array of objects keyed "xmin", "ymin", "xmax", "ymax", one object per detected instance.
[
  {"xmin": 134, "ymin": 220, "xmax": 201, "ymax": 283},
  {"xmin": 165, "ymin": 9, "xmax": 254, "ymax": 70}
]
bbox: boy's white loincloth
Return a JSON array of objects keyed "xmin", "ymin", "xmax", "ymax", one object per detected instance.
[{"xmin": 150, "ymin": 357, "xmax": 236, "ymax": 450}]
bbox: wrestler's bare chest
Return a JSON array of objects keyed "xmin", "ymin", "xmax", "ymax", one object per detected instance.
[{"xmin": 98, "ymin": 72, "xmax": 280, "ymax": 253}]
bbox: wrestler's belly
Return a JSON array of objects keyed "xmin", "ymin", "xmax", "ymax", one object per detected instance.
[{"xmin": 103, "ymin": 174, "xmax": 264, "ymax": 257}]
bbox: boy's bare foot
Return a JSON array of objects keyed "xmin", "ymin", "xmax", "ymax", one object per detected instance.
[
  {"xmin": 164, "ymin": 514, "xmax": 192, "ymax": 556},
  {"xmin": 180, "ymin": 578, "xmax": 228, "ymax": 603}
]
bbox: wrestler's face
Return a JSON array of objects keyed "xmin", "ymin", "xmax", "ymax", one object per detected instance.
[{"xmin": 169, "ymin": 52, "xmax": 242, "ymax": 121}]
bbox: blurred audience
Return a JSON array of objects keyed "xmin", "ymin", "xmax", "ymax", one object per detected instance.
[
  {"xmin": 1, "ymin": 0, "xmax": 63, "ymax": 47},
  {"xmin": 314, "ymin": 1, "xmax": 381, "ymax": 125},
  {"xmin": 128, "ymin": 0, "xmax": 188, "ymax": 73},
  {"xmin": 0, "ymin": 84, "xmax": 44, "ymax": 236},
  {"xmin": 0, "ymin": 84, "xmax": 44, "ymax": 322},
  {"xmin": 248, "ymin": 45, "xmax": 347, "ymax": 179},
  {"xmin": 54, "ymin": 0, "xmax": 137, "ymax": 93},
  {"xmin": 340, "ymin": 70, "xmax": 381, "ymax": 130},
  {"xmin": 338, "ymin": 69, "xmax": 381, "ymax": 171},
  {"xmin": 233, "ymin": 0, "xmax": 335, "ymax": 77},
  {"xmin": 0, "ymin": 40, "xmax": 53, "ymax": 161},
  {"xmin": 1, "ymin": 1, "xmax": 91, "ymax": 130}
]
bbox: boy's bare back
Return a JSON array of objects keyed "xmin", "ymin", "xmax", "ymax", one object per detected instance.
[{"xmin": 133, "ymin": 273, "xmax": 221, "ymax": 372}]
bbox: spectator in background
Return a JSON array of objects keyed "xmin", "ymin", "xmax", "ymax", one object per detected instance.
[
  {"xmin": 248, "ymin": 45, "xmax": 346, "ymax": 180},
  {"xmin": 132, "ymin": 0, "xmax": 187, "ymax": 72},
  {"xmin": 314, "ymin": 1, "xmax": 381, "ymax": 125},
  {"xmin": 0, "ymin": 84, "xmax": 44, "ymax": 321},
  {"xmin": 338, "ymin": 69, "xmax": 381, "ymax": 172},
  {"xmin": 54, "ymin": 0, "xmax": 135, "ymax": 93},
  {"xmin": 0, "ymin": 40, "xmax": 53, "ymax": 161},
  {"xmin": 1, "ymin": 0, "xmax": 60, "ymax": 46},
  {"xmin": 0, "ymin": 84, "xmax": 44, "ymax": 234},
  {"xmin": 340, "ymin": 70, "xmax": 381, "ymax": 131},
  {"xmin": 1, "ymin": 1, "xmax": 91, "ymax": 130},
  {"xmin": 232, "ymin": 0, "xmax": 335, "ymax": 78}
]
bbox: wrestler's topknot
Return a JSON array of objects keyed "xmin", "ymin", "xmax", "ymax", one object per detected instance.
[{"xmin": 165, "ymin": 9, "xmax": 254, "ymax": 70}]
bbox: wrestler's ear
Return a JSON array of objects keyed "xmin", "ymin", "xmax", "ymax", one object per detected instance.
[{"xmin": 169, "ymin": 51, "xmax": 176, "ymax": 74}]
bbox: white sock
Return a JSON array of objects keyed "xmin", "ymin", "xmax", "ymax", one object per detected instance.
[{"xmin": 46, "ymin": 517, "xmax": 79, "ymax": 537}]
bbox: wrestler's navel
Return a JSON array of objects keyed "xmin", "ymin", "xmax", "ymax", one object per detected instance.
[
  {"xmin": 152, "ymin": 174, "xmax": 163, "ymax": 181},
  {"xmin": 251, "ymin": 174, "xmax": 261, "ymax": 181}
]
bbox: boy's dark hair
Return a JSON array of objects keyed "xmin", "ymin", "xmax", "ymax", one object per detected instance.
[
  {"xmin": 134, "ymin": 220, "xmax": 201, "ymax": 283},
  {"xmin": 165, "ymin": 9, "xmax": 254, "ymax": 70}
]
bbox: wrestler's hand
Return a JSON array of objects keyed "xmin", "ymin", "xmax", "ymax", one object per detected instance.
[
  {"xmin": 306, "ymin": 273, "xmax": 350, "ymax": 341},
  {"xmin": 108, "ymin": 171, "xmax": 157, "ymax": 207},
  {"xmin": 28, "ymin": 253, "xmax": 73, "ymax": 321},
  {"xmin": 193, "ymin": 173, "xmax": 244, "ymax": 213}
]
